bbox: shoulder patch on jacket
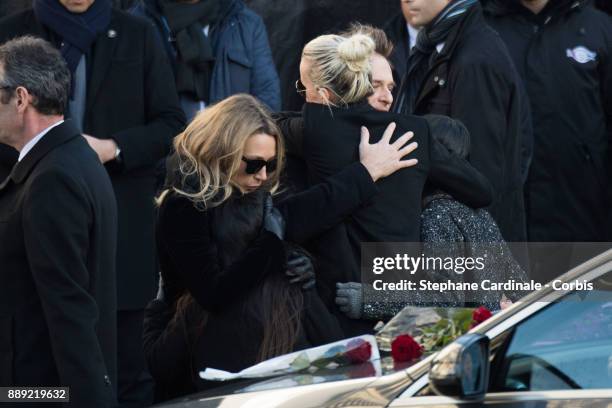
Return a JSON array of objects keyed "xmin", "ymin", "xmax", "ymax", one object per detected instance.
[{"xmin": 566, "ymin": 46, "xmax": 597, "ymax": 64}]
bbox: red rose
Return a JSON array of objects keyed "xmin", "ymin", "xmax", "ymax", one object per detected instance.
[
  {"xmin": 471, "ymin": 306, "xmax": 493, "ymax": 327},
  {"xmin": 391, "ymin": 334, "xmax": 423, "ymax": 362},
  {"xmin": 345, "ymin": 338, "xmax": 372, "ymax": 364}
]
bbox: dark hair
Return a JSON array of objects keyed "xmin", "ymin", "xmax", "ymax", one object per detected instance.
[
  {"xmin": 171, "ymin": 275, "xmax": 303, "ymax": 364},
  {"xmin": 424, "ymin": 115, "xmax": 470, "ymax": 159},
  {"xmin": 0, "ymin": 36, "xmax": 70, "ymax": 115},
  {"xmin": 341, "ymin": 22, "xmax": 394, "ymax": 58},
  {"xmin": 169, "ymin": 191, "xmax": 303, "ymax": 365}
]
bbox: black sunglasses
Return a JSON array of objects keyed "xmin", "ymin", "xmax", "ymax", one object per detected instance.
[
  {"xmin": 242, "ymin": 157, "xmax": 278, "ymax": 174},
  {"xmin": 295, "ymin": 79, "xmax": 307, "ymax": 97}
]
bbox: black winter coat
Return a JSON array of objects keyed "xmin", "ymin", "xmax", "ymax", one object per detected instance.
[
  {"xmin": 0, "ymin": 121, "xmax": 117, "ymax": 407},
  {"xmin": 483, "ymin": 0, "xmax": 612, "ymax": 242},
  {"xmin": 294, "ymin": 102, "xmax": 494, "ymax": 336},
  {"xmin": 0, "ymin": 9, "xmax": 186, "ymax": 309},
  {"xmin": 393, "ymin": 4, "xmax": 529, "ymax": 242},
  {"xmin": 146, "ymin": 161, "xmax": 379, "ymax": 398}
]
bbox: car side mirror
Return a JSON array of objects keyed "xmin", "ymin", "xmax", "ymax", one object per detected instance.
[{"xmin": 429, "ymin": 333, "xmax": 490, "ymax": 401}]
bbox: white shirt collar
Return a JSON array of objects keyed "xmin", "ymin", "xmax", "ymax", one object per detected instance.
[
  {"xmin": 407, "ymin": 23, "xmax": 419, "ymax": 50},
  {"xmin": 407, "ymin": 23, "xmax": 445, "ymax": 54},
  {"xmin": 18, "ymin": 120, "xmax": 64, "ymax": 162}
]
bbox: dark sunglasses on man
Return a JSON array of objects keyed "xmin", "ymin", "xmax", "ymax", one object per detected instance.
[{"xmin": 242, "ymin": 157, "xmax": 278, "ymax": 174}]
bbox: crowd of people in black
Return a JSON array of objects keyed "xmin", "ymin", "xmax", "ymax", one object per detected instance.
[{"xmin": 0, "ymin": 0, "xmax": 610, "ymax": 407}]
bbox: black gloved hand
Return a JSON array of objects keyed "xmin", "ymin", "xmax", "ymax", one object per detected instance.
[
  {"xmin": 286, "ymin": 249, "xmax": 316, "ymax": 290},
  {"xmin": 263, "ymin": 194, "xmax": 285, "ymax": 240}
]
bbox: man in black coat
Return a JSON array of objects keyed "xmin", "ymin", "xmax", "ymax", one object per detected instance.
[
  {"xmin": 483, "ymin": 0, "xmax": 612, "ymax": 244},
  {"xmin": 0, "ymin": 1, "xmax": 186, "ymax": 405},
  {"xmin": 0, "ymin": 36, "xmax": 117, "ymax": 407},
  {"xmin": 392, "ymin": 0, "xmax": 528, "ymax": 243},
  {"xmin": 482, "ymin": 0, "xmax": 612, "ymax": 281}
]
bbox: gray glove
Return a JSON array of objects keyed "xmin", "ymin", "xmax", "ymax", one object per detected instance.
[
  {"xmin": 335, "ymin": 282, "xmax": 363, "ymax": 320},
  {"xmin": 263, "ymin": 194, "xmax": 285, "ymax": 240},
  {"xmin": 286, "ymin": 249, "xmax": 316, "ymax": 290}
]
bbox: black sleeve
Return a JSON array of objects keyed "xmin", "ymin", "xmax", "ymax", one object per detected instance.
[
  {"xmin": 272, "ymin": 111, "xmax": 304, "ymax": 157},
  {"xmin": 22, "ymin": 169, "xmax": 114, "ymax": 407},
  {"xmin": 158, "ymin": 195, "xmax": 286, "ymax": 311},
  {"xmin": 142, "ymin": 299, "xmax": 189, "ymax": 386},
  {"xmin": 278, "ymin": 162, "xmax": 378, "ymax": 244},
  {"xmin": 111, "ymin": 23, "xmax": 186, "ymax": 172},
  {"xmin": 428, "ymin": 135, "xmax": 494, "ymax": 209},
  {"xmin": 0, "ymin": 144, "xmax": 17, "ymax": 181}
]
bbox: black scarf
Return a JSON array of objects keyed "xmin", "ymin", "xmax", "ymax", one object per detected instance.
[
  {"xmin": 158, "ymin": 0, "xmax": 221, "ymax": 102},
  {"xmin": 33, "ymin": 0, "xmax": 111, "ymax": 75},
  {"xmin": 394, "ymin": 0, "xmax": 477, "ymax": 114}
]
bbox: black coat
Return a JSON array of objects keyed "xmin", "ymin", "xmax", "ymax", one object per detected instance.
[
  {"xmin": 0, "ymin": 121, "xmax": 117, "ymax": 407},
  {"xmin": 394, "ymin": 4, "xmax": 528, "ymax": 242},
  {"xmin": 483, "ymin": 0, "xmax": 612, "ymax": 242},
  {"xmin": 0, "ymin": 9, "xmax": 186, "ymax": 309},
  {"xmin": 296, "ymin": 103, "xmax": 494, "ymax": 335},
  {"xmin": 147, "ymin": 163, "xmax": 376, "ymax": 398},
  {"xmin": 301, "ymin": 103, "xmax": 426, "ymax": 324},
  {"xmin": 276, "ymin": 103, "xmax": 492, "ymax": 335}
]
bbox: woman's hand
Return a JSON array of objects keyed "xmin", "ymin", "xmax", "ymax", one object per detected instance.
[{"xmin": 359, "ymin": 122, "xmax": 419, "ymax": 182}]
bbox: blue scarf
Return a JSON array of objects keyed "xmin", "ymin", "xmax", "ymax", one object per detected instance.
[
  {"xmin": 33, "ymin": 0, "xmax": 112, "ymax": 75},
  {"xmin": 394, "ymin": 0, "xmax": 478, "ymax": 114}
]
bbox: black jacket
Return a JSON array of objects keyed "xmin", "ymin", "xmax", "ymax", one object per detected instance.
[
  {"xmin": 147, "ymin": 163, "xmax": 377, "ymax": 398},
  {"xmin": 131, "ymin": 0, "xmax": 281, "ymax": 113},
  {"xmin": 297, "ymin": 103, "xmax": 496, "ymax": 333},
  {"xmin": 483, "ymin": 0, "xmax": 612, "ymax": 242},
  {"xmin": 0, "ymin": 121, "xmax": 117, "ymax": 407},
  {"xmin": 277, "ymin": 102, "xmax": 493, "ymax": 294},
  {"xmin": 0, "ymin": 9, "xmax": 186, "ymax": 309},
  {"xmin": 394, "ymin": 3, "xmax": 528, "ymax": 242}
]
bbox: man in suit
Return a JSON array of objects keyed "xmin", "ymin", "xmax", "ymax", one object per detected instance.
[
  {"xmin": 0, "ymin": 1, "xmax": 186, "ymax": 405},
  {"xmin": 0, "ymin": 36, "xmax": 117, "ymax": 407}
]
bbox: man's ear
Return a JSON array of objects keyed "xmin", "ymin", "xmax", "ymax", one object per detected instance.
[{"xmin": 14, "ymin": 86, "xmax": 31, "ymax": 112}]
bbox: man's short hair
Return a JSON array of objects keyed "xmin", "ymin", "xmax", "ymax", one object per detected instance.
[
  {"xmin": 0, "ymin": 36, "xmax": 70, "ymax": 115},
  {"xmin": 341, "ymin": 23, "xmax": 394, "ymax": 58}
]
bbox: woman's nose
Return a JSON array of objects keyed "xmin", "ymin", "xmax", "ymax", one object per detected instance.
[{"xmin": 255, "ymin": 167, "xmax": 268, "ymax": 181}]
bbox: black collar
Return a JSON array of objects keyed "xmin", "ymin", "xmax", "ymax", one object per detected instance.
[
  {"xmin": 433, "ymin": 2, "xmax": 483, "ymax": 63},
  {"xmin": 5, "ymin": 120, "xmax": 79, "ymax": 186}
]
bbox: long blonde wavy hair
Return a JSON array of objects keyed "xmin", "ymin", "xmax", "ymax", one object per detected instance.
[{"xmin": 160, "ymin": 94, "xmax": 285, "ymax": 208}]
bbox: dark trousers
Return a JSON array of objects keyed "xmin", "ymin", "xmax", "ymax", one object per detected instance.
[{"xmin": 117, "ymin": 310, "xmax": 154, "ymax": 408}]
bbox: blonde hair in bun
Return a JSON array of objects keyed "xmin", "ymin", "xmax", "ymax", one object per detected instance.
[
  {"xmin": 337, "ymin": 33, "xmax": 375, "ymax": 72},
  {"xmin": 302, "ymin": 33, "xmax": 374, "ymax": 105}
]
